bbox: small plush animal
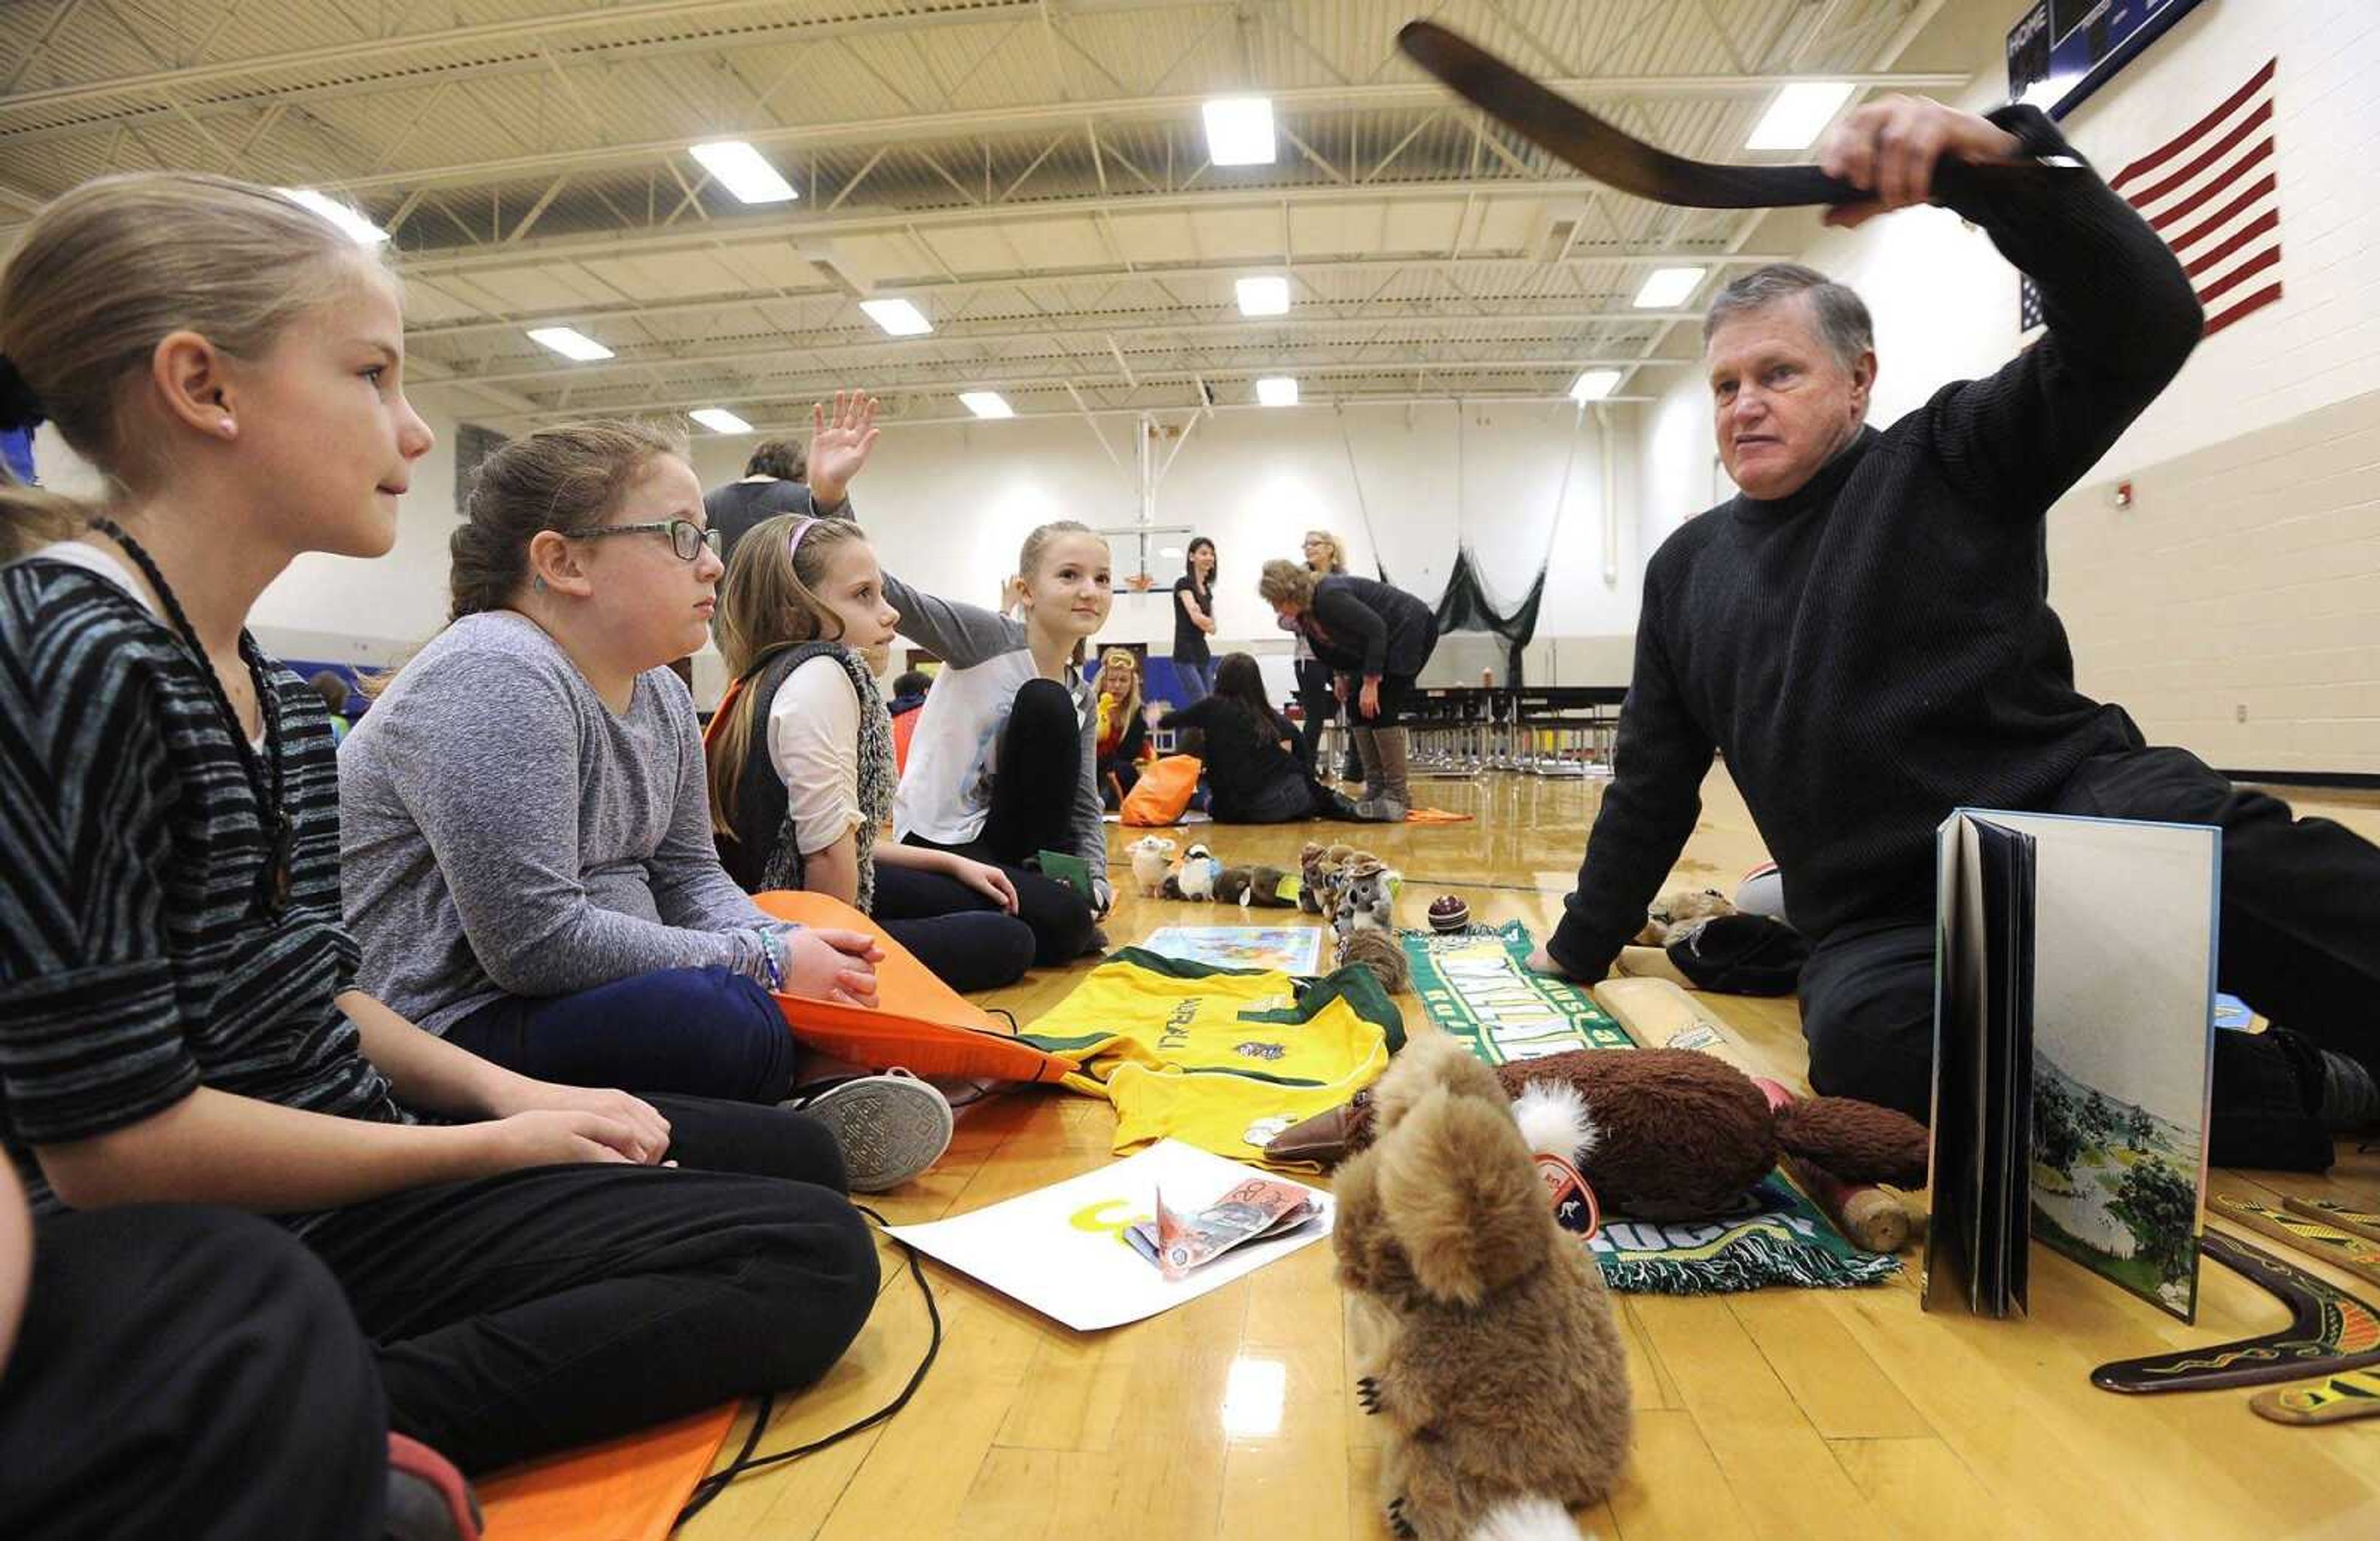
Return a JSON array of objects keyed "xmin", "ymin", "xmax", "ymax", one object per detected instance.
[
  {"xmin": 1215, "ymin": 864, "xmax": 1299, "ymax": 908},
  {"xmin": 1633, "ymin": 887, "xmax": 1735, "ymax": 947},
  {"xmin": 1175, "ymin": 842, "xmax": 1220, "ymax": 902},
  {"xmin": 1335, "ymin": 1032, "xmax": 1632, "ymax": 1540},
  {"xmin": 1306, "ymin": 842, "xmax": 1361, "ymax": 918},
  {"xmin": 1298, "ymin": 841, "xmax": 1334, "ymax": 916},
  {"xmin": 1336, "ymin": 927, "xmax": 1412, "ymax": 996},
  {"xmin": 1272, "ymin": 1043, "xmax": 1930, "ymax": 1222},
  {"xmin": 1335, "ymin": 857, "xmax": 1400, "ymax": 938},
  {"xmin": 1128, "ymin": 835, "xmax": 1178, "ymax": 898}
]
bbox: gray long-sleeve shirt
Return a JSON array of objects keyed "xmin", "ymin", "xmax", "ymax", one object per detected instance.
[{"xmin": 340, "ymin": 611, "xmax": 782, "ymax": 1033}]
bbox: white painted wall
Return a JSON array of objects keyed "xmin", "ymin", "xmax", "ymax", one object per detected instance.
[
  {"xmin": 1634, "ymin": 0, "xmax": 2380, "ymax": 774},
  {"xmin": 29, "ymin": 391, "xmax": 1646, "ymax": 702},
  {"xmin": 684, "ymin": 397, "xmax": 1644, "ymax": 693}
]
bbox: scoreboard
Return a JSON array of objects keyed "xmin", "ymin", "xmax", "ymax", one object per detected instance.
[{"xmin": 2005, "ymin": 0, "xmax": 2210, "ymax": 118}]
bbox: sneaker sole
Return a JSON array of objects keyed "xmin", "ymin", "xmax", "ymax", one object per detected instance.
[{"xmin": 805, "ymin": 1078, "xmax": 955, "ymax": 1193}]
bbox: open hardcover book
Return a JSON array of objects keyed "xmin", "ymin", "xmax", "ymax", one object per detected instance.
[{"xmin": 1925, "ymin": 810, "xmax": 2219, "ymax": 1322}]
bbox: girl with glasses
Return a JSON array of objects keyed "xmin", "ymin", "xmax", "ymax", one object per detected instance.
[{"xmin": 339, "ymin": 419, "xmax": 952, "ymax": 1187}]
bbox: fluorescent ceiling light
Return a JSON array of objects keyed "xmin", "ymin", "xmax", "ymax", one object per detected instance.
[
  {"xmin": 689, "ymin": 407, "xmax": 752, "ymax": 434},
  {"xmin": 1569, "ymin": 369, "xmax": 1622, "ymax": 402},
  {"xmin": 959, "ymin": 391, "xmax": 1015, "ymax": 420},
  {"xmin": 1745, "ymin": 82, "xmax": 1854, "ymax": 150},
  {"xmin": 1202, "ymin": 95, "xmax": 1277, "ymax": 166},
  {"xmin": 1255, "ymin": 376, "xmax": 1299, "ymax": 407},
  {"xmin": 281, "ymin": 187, "xmax": 387, "ymax": 245},
  {"xmin": 526, "ymin": 326, "xmax": 614, "ymax": 362},
  {"xmin": 689, "ymin": 139, "xmax": 798, "ymax": 204},
  {"xmin": 1235, "ymin": 275, "xmax": 1290, "ymax": 316},
  {"xmin": 1632, "ymin": 267, "xmax": 1706, "ymax": 308},
  {"xmin": 860, "ymin": 297, "xmax": 933, "ymax": 336}
]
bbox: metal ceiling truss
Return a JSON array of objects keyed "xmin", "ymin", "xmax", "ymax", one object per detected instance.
[{"xmin": 0, "ymin": 0, "xmax": 1965, "ymax": 418}]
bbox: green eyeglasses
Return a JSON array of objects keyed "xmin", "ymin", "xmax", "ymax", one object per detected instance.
[{"xmin": 577, "ymin": 518, "xmax": 721, "ymax": 562}]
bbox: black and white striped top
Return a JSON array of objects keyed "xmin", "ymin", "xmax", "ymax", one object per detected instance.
[{"xmin": 0, "ymin": 550, "xmax": 404, "ymax": 1221}]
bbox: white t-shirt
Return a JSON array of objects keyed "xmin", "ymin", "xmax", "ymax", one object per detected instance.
[
  {"xmin": 769, "ymin": 655, "xmax": 865, "ymax": 855},
  {"xmin": 892, "ymin": 649, "xmax": 1044, "ymax": 848}
]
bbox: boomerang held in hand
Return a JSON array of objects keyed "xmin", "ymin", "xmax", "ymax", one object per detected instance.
[{"xmin": 1395, "ymin": 20, "xmax": 2046, "ymax": 211}]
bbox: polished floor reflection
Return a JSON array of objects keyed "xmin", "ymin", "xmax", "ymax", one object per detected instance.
[{"xmin": 682, "ymin": 769, "xmax": 2380, "ymax": 1540}]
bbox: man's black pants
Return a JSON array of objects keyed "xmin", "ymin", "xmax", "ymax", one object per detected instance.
[{"xmin": 1799, "ymin": 747, "xmax": 2379, "ymax": 1170}]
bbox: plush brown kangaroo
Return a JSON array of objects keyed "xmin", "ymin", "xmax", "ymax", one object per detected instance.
[{"xmin": 1334, "ymin": 1032, "xmax": 1633, "ymax": 1541}]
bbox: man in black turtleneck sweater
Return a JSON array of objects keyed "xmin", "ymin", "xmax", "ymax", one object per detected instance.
[{"xmin": 1533, "ymin": 96, "xmax": 2380, "ymax": 1172}]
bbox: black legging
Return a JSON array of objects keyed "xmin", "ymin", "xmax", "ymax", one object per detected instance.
[
  {"xmin": 1797, "ymin": 746, "xmax": 2380, "ymax": 1173},
  {"xmin": 905, "ymin": 679, "xmax": 1098, "ymax": 965},
  {"xmin": 1, "ymin": 1205, "xmax": 387, "ymax": 1538},
  {"xmin": 309, "ymin": 1095, "xmax": 878, "ymax": 1475},
  {"xmin": 1293, "ymin": 657, "xmax": 1335, "ymax": 774},
  {"xmin": 977, "ymin": 678, "xmax": 1082, "ymax": 862},
  {"xmin": 871, "ymin": 862, "xmax": 1039, "ymax": 990}
]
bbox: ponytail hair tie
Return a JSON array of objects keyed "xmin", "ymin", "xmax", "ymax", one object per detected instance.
[{"xmin": 0, "ymin": 353, "xmax": 45, "ymax": 435}]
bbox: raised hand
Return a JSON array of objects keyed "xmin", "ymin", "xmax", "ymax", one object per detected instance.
[{"xmin": 807, "ymin": 390, "xmax": 881, "ymax": 508}]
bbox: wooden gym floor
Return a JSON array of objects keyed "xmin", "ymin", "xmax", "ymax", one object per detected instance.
[{"xmin": 681, "ymin": 769, "xmax": 2380, "ymax": 1540}]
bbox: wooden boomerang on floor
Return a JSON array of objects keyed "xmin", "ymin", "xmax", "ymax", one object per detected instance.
[
  {"xmin": 2091, "ymin": 1230, "xmax": 2380, "ymax": 1395},
  {"xmin": 1395, "ymin": 20, "xmax": 2044, "ymax": 210}
]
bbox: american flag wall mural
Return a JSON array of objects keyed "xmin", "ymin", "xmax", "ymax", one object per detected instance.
[{"xmin": 2019, "ymin": 58, "xmax": 2280, "ymax": 338}]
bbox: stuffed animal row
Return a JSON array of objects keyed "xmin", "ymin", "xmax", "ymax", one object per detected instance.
[{"xmin": 1126, "ymin": 835, "xmax": 1299, "ymax": 908}]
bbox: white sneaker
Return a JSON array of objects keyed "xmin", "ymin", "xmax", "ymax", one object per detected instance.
[{"xmin": 793, "ymin": 1069, "xmax": 954, "ymax": 1193}]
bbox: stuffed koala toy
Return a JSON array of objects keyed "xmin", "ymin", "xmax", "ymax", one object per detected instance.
[
  {"xmin": 1128, "ymin": 835, "xmax": 1178, "ymax": 898},
  {"xmin": 1631, "ymin": 887, "xmax": 1735, "ymax": 947},
  {"xmin": 1334, "ymin": 1031, "xmax": 1632, "ymax": 1541},
  {"xmin": 1300, "ymin": 841, "xmax": 1362, "ymax": 917},
  {"xmin": 1334, "ymin": 855, "xmax": 1399, "ymax": 937}
]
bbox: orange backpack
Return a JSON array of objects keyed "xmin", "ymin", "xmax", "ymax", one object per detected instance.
[
  {"xmin": 1119, "ymin": 753, "xmax": 1202, "ymax": 826},
  {"xmin": 751, "ymin": 890, "xmax": 1077, "ymax": 1084}
]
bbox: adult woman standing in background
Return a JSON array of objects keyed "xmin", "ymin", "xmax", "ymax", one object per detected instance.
[
  {"xmin": 1169, "ymin": 536, "xmax": 1217, "ymax": 704},
  {"xmin": 1258, "ymin": 560, "xmax": 1438, "ymax": 823},
  {"xmin": 1290, "ymin": 529, "xmax": 1354, "ymax": 779}
]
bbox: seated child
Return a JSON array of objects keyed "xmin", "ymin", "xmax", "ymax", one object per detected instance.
[
  {"xmin": 883, "ymin": 522, "xmax": 1115, "ymax": 963},
  {"xmin": 707, "ymin": 512, "xmax": 1036, "ymax": 993},
  {"xmin": 1158, "ymin": 653, "xmax": 1366, "ymax": 824},
  {"xmin": 0, "ymin": 170, "xmax": 884, "ymax": 1490},
  {"xmin": 1094, "ymin": 645, "xmax": 1153, "ymax": 809},
  {"xmin": 339, "ymin": 415, "xmax": 950, "ymax": 1187}
]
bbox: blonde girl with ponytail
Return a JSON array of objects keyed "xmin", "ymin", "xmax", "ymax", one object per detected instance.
[
  {"xmin": 706, "ymin": 513, "xmax": 1036, "ymax": 992},
  {"xmin": 881, "ymin": 521, "xmax": 1117, "ymax": 964}
]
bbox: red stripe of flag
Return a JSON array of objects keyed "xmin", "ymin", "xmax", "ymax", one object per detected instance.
[
  {"xmin": 2131, "ymin": 99, "xmax": 2273, "ymax": 208},
  {"xmin": 2183, "ymin": 208, "xmax": 2280, "ymax": 280},
  {"xmin": 2110, "ymin": 56, "xmax": 2278, "ymax": 192},
  {"xmin": 2195, "ymin": 245, "xmax": 2280, "ymax": 306},
  {"xmin": 2146, "ymin": 141, "xmax": 2272, "ymax": 233},
  {"xmin": 2165, "ymin": 170, "xmax": 2277, "ymax": 251},
  {"xmin": 2203, "ymin": 282, "xmax": 2283, "ymax": 338}
]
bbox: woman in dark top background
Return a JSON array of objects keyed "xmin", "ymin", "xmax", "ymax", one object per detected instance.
[
  {"xmin": 1258, "ymin": 560, "xmax": 1439, "ymax": 822},
  {"xmin": 1290, "ymin": 529, "xmax": 1359, "ymax": 782},
  {"xmin": 1158, "ymin": 654, "xmax": 1366, "ymax": 824},
  {"xmin": 1169, "ymin": 536, "xmax": 1217, "ymax": 704}
]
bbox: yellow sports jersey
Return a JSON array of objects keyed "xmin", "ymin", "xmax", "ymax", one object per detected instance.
[{"xmin": 1019, "ymin": 948, "xmax": 1406, "ymax": 1166}]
